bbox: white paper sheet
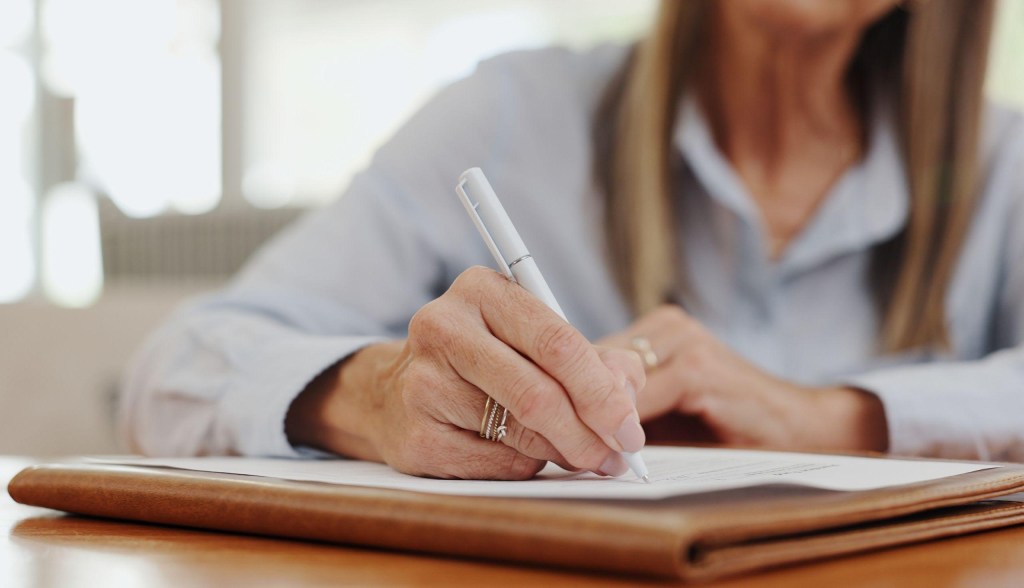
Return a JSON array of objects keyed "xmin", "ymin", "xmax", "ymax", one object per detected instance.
[{"xmin": 92, "ymin": 447, "xmax": 993, "ymax": 500}]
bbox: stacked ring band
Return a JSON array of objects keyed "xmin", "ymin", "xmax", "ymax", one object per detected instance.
[
  {"xmin": 630, "ymin": 336, "xmax": 659, "ymax": 370},
  {"xmin": 479, "ymin": 396, "xmax": 509, "ymax": 442}
]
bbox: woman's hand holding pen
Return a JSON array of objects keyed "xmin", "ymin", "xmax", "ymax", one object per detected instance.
[
  {"xmin": 286, "ymin": 266, "xmax": 646, "ymax": 480},
  {"xmin": 599, "ymin": 305, "xmax": 888, "ymax": 452}
]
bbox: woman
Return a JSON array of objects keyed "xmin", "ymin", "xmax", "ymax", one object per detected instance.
[{"xmin": 122, "ymin": 0, "xmax": 1024, "ymax": 479}]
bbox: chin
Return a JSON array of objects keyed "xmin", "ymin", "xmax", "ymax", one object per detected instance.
[{"xmin": 725, "ymin": 0, "xmax": 898, "ymax": 39}]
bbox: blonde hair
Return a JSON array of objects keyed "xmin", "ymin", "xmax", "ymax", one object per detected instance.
[{"xmin": 596, "ymin": 0, "xmax": 996, "ymax": 352}]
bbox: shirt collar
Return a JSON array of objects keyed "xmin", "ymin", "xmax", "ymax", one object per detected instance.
[{"xmin": 674, "ymin": 91, "xmax": 909, "ymax": 275}]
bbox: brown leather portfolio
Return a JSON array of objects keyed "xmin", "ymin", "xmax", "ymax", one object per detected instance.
[{"xmin": 9, "ymin": 458, "xmax": 1024, "ymax": 581}]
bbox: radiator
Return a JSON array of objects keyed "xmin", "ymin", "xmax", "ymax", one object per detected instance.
[{"xmin": 99, "ymin": 201, "xmax": 304, "ymax": 283}]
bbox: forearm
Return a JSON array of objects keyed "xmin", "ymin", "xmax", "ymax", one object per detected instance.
[
  {"xmin": 285, "ymin": 341, "xmax": 404, "ymax": 461},
  {"xmin": 810, "ymin": 387, "xmax": 889, "ymax": 453}
]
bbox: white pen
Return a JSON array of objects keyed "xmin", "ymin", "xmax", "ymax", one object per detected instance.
[{"xmin": 456, "ymin": 167, "xmax": 651, "ymax": 484}]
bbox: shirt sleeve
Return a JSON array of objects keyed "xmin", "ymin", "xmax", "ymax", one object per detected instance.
[
  {"xmin": 845, "ymin": 127, "xmax": 1024, "ymax": 463},
  {"xmin": 846, "ymin": 347, "xmax": 1024, "ymax": 461},
  {"xmin": 118, "ymin": 59, "xmax": 510, "ymax": 458}
]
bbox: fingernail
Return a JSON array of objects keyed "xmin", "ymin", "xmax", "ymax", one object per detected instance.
[
  {"xmin": 614, "ymin": 414, "xmax": 646, "ymax": 453},
  {"xmin": 599, "ymin": 453, "xmax": 629, "ymax": 477}
]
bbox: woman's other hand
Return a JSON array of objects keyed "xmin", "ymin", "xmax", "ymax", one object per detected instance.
[
  {"xmin": 286, "ymin": 266, "xmax": 646, "ymax": 479},
  {"xmin": 599, "ymin": 305, "xmax": 888, "ymax": 452}
]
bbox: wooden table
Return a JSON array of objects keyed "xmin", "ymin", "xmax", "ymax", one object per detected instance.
[{"xmin": 4, "ymin": 457, "xmax": 1024, "ymax": 587}]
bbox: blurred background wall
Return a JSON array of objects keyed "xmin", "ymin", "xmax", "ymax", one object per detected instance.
[{"xmin": 0, "ymin": 0, "xmax": 1022, "ymax": 456}]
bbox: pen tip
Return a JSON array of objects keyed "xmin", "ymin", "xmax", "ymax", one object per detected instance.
[{"xmin": 641, "ymin": 475, "xmax": 651, "ymax": 484}]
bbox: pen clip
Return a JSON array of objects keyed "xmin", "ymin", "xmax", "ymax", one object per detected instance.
[{"xmin": 456, "ymin": 178, "xmax": 514, "ymax": 280}]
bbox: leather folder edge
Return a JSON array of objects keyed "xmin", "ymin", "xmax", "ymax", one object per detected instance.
[
  {"xmin": 10, "ymin": 462, "xmax": 1024, "ymax": 581},
  {"xmin": 678, "ymin": 465, "xmax": 1024, "ymax": 581},
  {"xmin": 685, "ymin": 500, "xmax": 1024, "ymax": 581},
  {"xmin": 7, "ymin": 463, "xmax": 692, "ymax": 578}
]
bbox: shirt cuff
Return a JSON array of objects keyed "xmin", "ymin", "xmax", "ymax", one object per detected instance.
[
  {"xmin": 843, "ymin": 362, "xmax": 989, "ymax": 460},
  {"xmin": 222, "ymin": 335, "xmax": 388, "ymax": 458}
]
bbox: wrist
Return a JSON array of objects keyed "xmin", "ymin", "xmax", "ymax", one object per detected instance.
[
  {"xmin": 813, "ymin": 386, "xmax": 890, "ymax": 453},
  {"xmin": 285, "ymin": 341, "xmax": 403, "ymax": 461}
]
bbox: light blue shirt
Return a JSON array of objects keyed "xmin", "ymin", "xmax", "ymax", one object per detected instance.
[{"xmin": 121, "ymin": 46, "xmax": 1024, "ymax": 462}]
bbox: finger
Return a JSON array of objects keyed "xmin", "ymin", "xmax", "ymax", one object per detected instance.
[
  {"xmin": 445, "ymin": 330, "xmax": 625, "ymax": 474},
  {"xmin": 465, "ymin": 269, "xmax": 643, "ymax": 454},
  {"xmin": 384, "ymin": 364, "xmax": 549, "ymax": 480},
  {"xmin": 432, "ymin": 380, "xmax": 571, "ymax": 468},
  {"xmin": 415, "ymin": 428, "xmax": 547, "ymax": 481},
  {"xmin": 608, "ymin": 305, "xmax": 697, "ymax": 367}
]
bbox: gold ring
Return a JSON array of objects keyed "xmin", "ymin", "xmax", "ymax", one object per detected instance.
[
  {"xmin": 630, "ymin": 336, "xmax": 659, "ymax": 371},
  {"xmin": 479, "ymin": 396, "xmax": 509, "ymax": 442}
]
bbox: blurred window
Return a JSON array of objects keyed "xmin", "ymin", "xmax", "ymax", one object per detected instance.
[
  {"xmin": 231, "ymin": 0, "xmax": 657, "ymax": 208},
  {"xmin": 989, "ymin": 0, "xmax": 1024, "ymax": 111},
  {"xmin": 0, "ymin": 0, "xmax": 36, "ymax": 303}
]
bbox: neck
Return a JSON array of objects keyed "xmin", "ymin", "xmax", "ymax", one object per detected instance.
[{"xmin": 696, "ymin": 8, "xmax": 867, "ymax": 174}]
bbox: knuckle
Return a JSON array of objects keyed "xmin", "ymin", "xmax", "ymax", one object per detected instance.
[
  {"xmin": 578, "ymin": 373, "xmax": 621, "ymax": 420},
  {"xmin": 505, "ymin": 374, "xmax": 557, "ymax": 427},
  {"xmin": 564, "ymin": 435, "xmax": 610, "ymax": 471},
  {"xmin": 667, "ymin": 304, "xmax": 688, "ymax": 319},
  {"xmin": 456, "ymin": 266, "xmax": 498, "ymax": 293},
  {"xmin": 506, "ymin": 452, "xmax": 544, "ymax": 480},
  {"xmin": 408, "ymin": 304, "xmax": 465, "ymax": 356},
  {"xmin": 535, "ymin": 322, "xmax": 584, "ymax": 366},
  {"xmin": 451, "ymin": 266, "xmax": 508, "ymax": 317},
  {"xmin": 659, "ymin": 307, "xmax": 692, "ymax": 329},
  {"xmin": 401, "ymin": 362, "xmax": 442, "ymax": 399},
  {"xmin": 407, "ymin": 303, "xmax": 444, "ymax": 344},
  {"xmin": 464, "ymin": 265, "xmax": 493, "ymax": 281},
  {"xmin": 510, "ymin": 424, "xmax": 544, "ymax": 458},
  {"xmin": 656, "ymin": 304, "xmax": 685, "ymax": 321},
  {"xmin": 504, "ymin": 418, "xmax": 528, "ymax": 448},
  {"xmin": 586, "ymin": 377, "xmax": 619, "ymax": 414},
  {"xmin": 452, "ymin": 267, "xmax": 478, "ymax": 289}
]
